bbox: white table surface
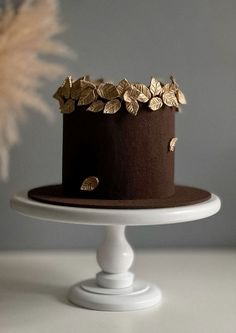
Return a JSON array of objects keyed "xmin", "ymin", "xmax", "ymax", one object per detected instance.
[{"xmin": 0, "ymin": 250, "xmax": 235, "ymax": 333}]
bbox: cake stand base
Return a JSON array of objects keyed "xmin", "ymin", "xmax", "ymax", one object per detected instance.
[
  {"xmin": 69, "ymin": 279, "xmax": 161, "ymax": 311},
  {"xmin": 10, "ymin": 192, "xmax": 221, "ymax": 312}
]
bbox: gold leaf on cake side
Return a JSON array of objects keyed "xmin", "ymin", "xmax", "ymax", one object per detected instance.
[
  {"xmin": 134, "ymin": 83, "xmax": 152, "ymax": 103},
  {"xmin": 60, "ymin": 99, "xmax": 75, "ymax": 113},
  {"xmin": 169, "ymin": 137, "xmax": 178, "ymax": 152},
  {"xmin": 163, "ymin": 91, "xmax": 179, "ymax": 107},
  {"xmin": 97, "ymin": 83, "xmax": 119, "ymax": 100},
  {"xmin": 148, "ymin": 97, "xmax": 163, "ymax": 111},
  {"xmin": 126, "ymin": 99, "xmax": 139, "ymax": 116},
  {"xmin": 149, "ymin": 77, "xmax": 162, "ymax": 96},
  {"xmin": 103, "ymin": 99, "xmax": 121, "ymax": 114},
  {"xmin": 87, "ymin": 100, "xmax": 104, "ymax": 112},
  {"xmin": 78, "ymin": 87, "xmax": 96, "ymax": 105},
  {"xmin": 80, "ymin": 176, "xmax": 99, "ymax": 191}
]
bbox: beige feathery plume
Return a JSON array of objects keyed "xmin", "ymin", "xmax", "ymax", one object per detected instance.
[{"xmin": 0, "ymin": 0, "xmax": 73, "ymax": 180}]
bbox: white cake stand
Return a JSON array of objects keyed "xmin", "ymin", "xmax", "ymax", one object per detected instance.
[{"xmin": 10, "ymin": 191, "xmax": 221, "ymax": 311}]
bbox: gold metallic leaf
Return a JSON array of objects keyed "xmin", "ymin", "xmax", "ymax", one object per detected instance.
[
  {"xmin": 162, "ymin": 83, "xmax": 170, "ymax": 93},
  {"xmin": 169, "ymin": 137, "xmax": 178, "ymax": 152},
  {"xmin": 78, "ymin": 87, "xmax": 96, "ymax": 105},
  {"xmin": 61, "ymin": 76, "xmax": 73, "ymax": 99},
  {"xmin": 80, "ymin": 176, "xmax": 99, "ymax": 191},
  {"xmin": 148, "ymin": 97, "xmax": 163, "ymax": 111},
  {"xmin": 116, "ymin": 79, "xmax": 131, "ymax": 96},
  {"xmin": 53, "ymin": 86, "xmax": 62, "ymax": 99},
  {"xmin": 71, "ymin": 79, "xmax": 82, "ymax": 99},
  {"xmin": 97, "ymin": 83, "xmax": 119, "ymax": 100},
  {"xmin": 126, "ymin": 99, "xmax": 139, "ymax": 116},
  {"xmin": 87, "ymin": 100, "xmax": 104, "ymax": 112},
  {"xmin": 162, "ymin": 82, "xmax": 178, "ymax": 94},
  {"xmin": 123, "ymin": 86, "xmax": 140, "ymax": 102},
  {"xmin": 170, "ymin": 75, "xmax": 178, "ymax": 89},
  {"xmin": 103, "ymin": 99, "xmax": 121, "ymax": 114},
  {"xmin": 80, "ymin": 80, "xmax": 96, "ymax": 90},
  {"xmin": 162, "ymin": 83, "xmax": 177, "ymax": 94},
  {"xmin": 53, "ymin": 87, "xmax": 64, "ymax": 107},
  {"xmin": 60, "ymin": 99, "xmax": 75, "ymax": 113},
  {"xmin": 134, "ymin": 83, "xmax": 152, "ymax": 102},
  {"xmin": 123, "ymin": 90, "xmax": 131, "ymax": 102},
  {"xmin": 176, "ymin": 89, "xmax": 187, "ymax": 105},
  {"xmin": 149, "ymin": 77, "xmax": 162, "ymax": 96},
  {"xmin": 71, "ymin": 75, "xmax": 94, "ymax": 99},
  {"xmin": 163, "ymin": 91, "xmax": 179, "ymax": 107}
]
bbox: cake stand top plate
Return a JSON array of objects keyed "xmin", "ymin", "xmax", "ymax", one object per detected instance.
[{"xmin": 10, "ymin": 191, "xmax": 221, "ymax": 226}]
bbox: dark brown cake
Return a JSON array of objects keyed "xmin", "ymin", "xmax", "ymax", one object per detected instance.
[
  {"xmin": 63, "ymin": 104, "xmax": 175, "ymax": 200},
  {"xmin": 28, "ymin": 75, "xmax": 211, "ymax": 208}
]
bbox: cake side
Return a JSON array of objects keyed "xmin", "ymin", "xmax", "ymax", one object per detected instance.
[{"xmin": 62, "ymin": 103, "xmax": 176, "ymax": 200}]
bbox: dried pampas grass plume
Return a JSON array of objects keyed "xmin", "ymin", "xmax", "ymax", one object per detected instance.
[{"xmin": 0, "ymin": 0, "xmax": 73, "ymax": 180}]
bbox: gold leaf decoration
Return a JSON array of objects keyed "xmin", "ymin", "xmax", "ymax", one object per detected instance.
[
  {"xmin": 80, "ymin": 80, "xmax": 96, "ymax": 90},
  {"xmin": 104, "ymin": 99, "xmax": 121, "ymax": 114},
  {"xmin": 176, "ymin": 89, "xmax": 187, "ymax": 105},
  {"xmin": 60, "ymin": 99, "xmax": 75, "ymax": 114},
  {"xmin": 80, "ymin": 176, "xmax": 99, "ymax": 191},
  {"xmin": 170, "ymin": 75, "xmax": 178, "ymax": 89},
  {"xmin": 126, "ymin": 100, "xmax": 139, "ymax": 116},
  {"xmin": 123, "ymin": 86, "xmax": 140, "ymax": 102},
  {"xmin": 163, "ymin": 91, "xmax": 179, "ymax": 107},
  {"xmin": 169, "ymin": 137, "xmax": 178, "ymax": 152},
  {"xmin": 78, "ymin": 87, "xmax": 96, "ymax": 105},
  {"xmin": 150, "ymin": 77, "xmax": 162, "ymax": 96},
  {"xmin": 71, "ymin": 79, "xmax": 82, "ymax": 99},
  {"xmin": 61, "ymin": 76, "xmax": 72, "ymax": 99},
  {"xmin": 123, "ymin": 90, "xmax": 132, "ymax": 102},
  {"xmin": 116, "ymin": 79, "xmax": 130, "ymax": 96},
  {"xmin": 55, "ymin": 75, "xmax": 186, "ymax": 115},
  {"xmin": 97, "ymin": 83, "xmax": 119, "ymax": 100},
  {"xmin": 134, "ymin": 83, "xmax": 152, "ymax": 102},
  {"xmin": 53, "ymin": 87, "xmax": 64, "ymax": 107},
  {"xmin": 148, "ymin": 97, "xmax": 163, "ymax": 111},
  {"xmin": 87, "ymin": 100, "xmax": 104, "ymax": 112},
  {"xmin": 162, "ymin": 83, "xmax": 172, "ymax": 94}
]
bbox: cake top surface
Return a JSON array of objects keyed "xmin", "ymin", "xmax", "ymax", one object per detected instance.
[{"xmin": 53, "ymin": 75, "xmax": 186, "ymax": 116}]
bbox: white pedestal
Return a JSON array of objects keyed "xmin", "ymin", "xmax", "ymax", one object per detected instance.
[{"xmin": 10, "ymin": 191, "xmax": 221, "ymax": 311}]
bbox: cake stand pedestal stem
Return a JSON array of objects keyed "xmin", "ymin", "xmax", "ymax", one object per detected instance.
[
  {"xmin": 68, "ymin": 223, "xmax": 162, "ymax": 310},
  {"xmin": 96, "ymin": 225, "xmax": 134, "ymax": 288}
]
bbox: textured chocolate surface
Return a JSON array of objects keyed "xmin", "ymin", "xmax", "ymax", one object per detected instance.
[
  {"xmin": 28, "ymin": 185, "xmax": 211, "ymax": 209},
  {"xmin": 62, "ymin": 104, "xmax": 175, "ymax": 200}
]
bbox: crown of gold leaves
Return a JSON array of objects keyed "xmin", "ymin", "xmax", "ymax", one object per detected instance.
[{"xmin": 53, "ymin": 75, "xmax": 186, "ymax": 116}]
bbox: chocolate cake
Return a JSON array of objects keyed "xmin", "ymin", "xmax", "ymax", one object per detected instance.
[{"xmin": 28, "ymin": 75, "xmax": 211, "ymax": 208}]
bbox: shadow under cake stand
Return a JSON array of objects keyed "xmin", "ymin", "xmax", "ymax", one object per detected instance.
[{"xmin": 10, "ymin": 191, "xmax": 221, "ymax": 311}]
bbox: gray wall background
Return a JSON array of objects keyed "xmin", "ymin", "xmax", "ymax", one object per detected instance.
[{"xmin": 1, "ymin": 0, "xmax": 235, "ymax": 249}]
